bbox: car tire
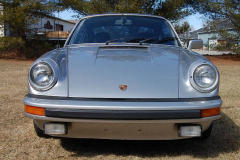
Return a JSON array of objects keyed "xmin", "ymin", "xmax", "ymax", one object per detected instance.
[
  {"xmin": 33, "ymin": 121, "xmax": 48, "ymax": 138},
  {"xmin": 200, "ymin": 123, "xmax": 213, "ymax": 140}
]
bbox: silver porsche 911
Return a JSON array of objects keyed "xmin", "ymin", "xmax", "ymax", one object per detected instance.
[{"xmin": 24, "ymin": 14, "xmax": 222, "ymax": 140}]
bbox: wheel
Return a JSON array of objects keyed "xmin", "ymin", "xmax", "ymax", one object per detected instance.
[
  {"xmin": 200, "ymin": 123, "xmax": 213, "ymax": 139},
  {"xmin": 33, "ymin": 121, "xmax": 48, "ymax": 138}
]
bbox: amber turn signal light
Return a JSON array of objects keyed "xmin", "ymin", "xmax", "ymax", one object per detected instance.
[
  {"xmin": 25, "ymin": 105, "xmax": 45, "ymax": 116},
  {"xmin": 201, "ymin": 107, "xmax": 221, "ymax": 118}
]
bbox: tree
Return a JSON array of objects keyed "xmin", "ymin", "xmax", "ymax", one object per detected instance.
[
  {"xmin": 174, "ymin": 21, "xmax": 191, "ymax": 34},
  {"xmin": 196, "ymin": 0, "xmax": 240, "ymax": 33},
  {"xmin": 194, "ymin": 0, "xmax": 240, "ymax": 53},
  {"xmin": 0, "ymin": 0, "xmax": 60, "ymax": 41},
  {"xmin": 202, "ymin": 18, "xmax": 240, "ymax": 52},
  {"xmin": 0, "ymin": 0, "xmax": 62, "ymax": 58},
  {"xmin": 60, "ymin": 0, "xmax": 198, "ymax": 22}
]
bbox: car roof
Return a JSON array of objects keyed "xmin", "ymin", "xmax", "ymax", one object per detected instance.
[{"xmin": 80, "ymin": 13, "xmax": 168, "ymax": 21}]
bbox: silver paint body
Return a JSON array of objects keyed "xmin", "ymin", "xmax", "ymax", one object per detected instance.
[
  {"xmin": 187, "ymin": 39, "xmax": 203, "ymax": 50},
  {"xmin": 24, "ymin": 14, "xmax": 222, "ymax": 140}
]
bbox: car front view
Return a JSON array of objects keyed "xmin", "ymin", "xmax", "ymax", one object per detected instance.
[{"xmin": 24, "ymin": 14, "xmax": 222, "ymax": 140}]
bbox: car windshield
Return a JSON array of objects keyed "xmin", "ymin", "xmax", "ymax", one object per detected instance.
[{"xmin": 68, "ymin": 15, "xmax": 180, "ymax": 46}]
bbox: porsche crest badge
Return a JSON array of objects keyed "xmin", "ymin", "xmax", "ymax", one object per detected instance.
[{"xmin": 119, "ymin": 85, "xmax": 127, "ymax": 91}]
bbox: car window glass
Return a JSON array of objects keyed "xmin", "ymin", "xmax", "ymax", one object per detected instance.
[{"xmin": 68, "ymin": 16, "xmax": 180, "ymax": 46}]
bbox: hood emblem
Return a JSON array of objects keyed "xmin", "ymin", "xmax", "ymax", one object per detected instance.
[{"xmin": 119, "ymin": 85, "xmax": 127, "ymax": 91}]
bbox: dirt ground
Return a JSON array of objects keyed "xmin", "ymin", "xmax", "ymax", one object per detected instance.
[
  {"xmin": 0, "ymin": 56, "xmax": 240, "ymax": 160},
  {"xmin": 205, "ymin": 54, "xmax": 240, "ymax": 65}
]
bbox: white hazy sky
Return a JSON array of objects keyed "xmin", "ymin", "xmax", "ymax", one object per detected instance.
[{"xmin": 54, "ymin": 10, "xmax": 204, "ymax": 31}]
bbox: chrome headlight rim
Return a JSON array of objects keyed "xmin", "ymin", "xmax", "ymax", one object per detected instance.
[
  {"xmin": 29, "ymin": 59, "xmax": 59, "ymax": 91},
  {"xmin": 189, "ymin": 62, "xmax": 219, "ymax": 93}
]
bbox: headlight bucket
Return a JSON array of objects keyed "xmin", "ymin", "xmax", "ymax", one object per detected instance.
[
  {"xmin": 189, "ymin": 62, "xmax": 219, "ymax": 93},
  {"xmin": 29, "ymin": 59, "xmax": 59, "ymax": 91}
]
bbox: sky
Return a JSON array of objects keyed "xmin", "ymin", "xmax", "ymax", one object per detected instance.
[
  {"xmin": 183, "ymin": 13, "xmax": 204, "ymax": 31},
  {"xmin": 54, "ymin": 10, "xmax": 204, "ymax": 31}
]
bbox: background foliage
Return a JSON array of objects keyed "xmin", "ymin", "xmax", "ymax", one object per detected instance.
[
  {"xmin": 196, "ymin": 0, "xmax": 240, "ymax": 33},
  {"xmin": 60, "ymin": 0, "xmax": 198, "ymax": 22},
  {"xmin": 174, "ymin": 21, "xmax": 191, "ymax": 34},
  {"xmin": 0, "ymin": 0, "xmax": 240, "ymax": 59},
  {"xmin": 0, "ymin": 0, "xmax": 61, "ymax": 58}
]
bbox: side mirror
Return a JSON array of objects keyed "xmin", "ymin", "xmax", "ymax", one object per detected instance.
[{"xmin": 188, "ymin": 39, "xmax": 203, "ymax": 50}]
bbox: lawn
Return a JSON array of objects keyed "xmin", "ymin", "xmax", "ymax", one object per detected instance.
[{"xmin": 0, "ymin": 57, "xmax": 239, "ymax": 160}]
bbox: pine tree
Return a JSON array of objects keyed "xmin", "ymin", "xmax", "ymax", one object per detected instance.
[
  {"xmin": 196, "ymin": 0, "xmax": 240, "ymax": 33},
  {"xmin": 0, "ymin": 0, "xmax": 62, "ymax": 58},
  {"xmin": 61, "ymin": 0, "xmax": 197, "ymax": 22},
  {"xmin": 0, "ymin": 0, "xmax": 60, "ymax": 41}
]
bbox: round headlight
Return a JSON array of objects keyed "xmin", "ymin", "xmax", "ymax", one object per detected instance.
[
  {"xmin": 193, "ymin": 64, "xmax": 217, "ymax": 88},
  {"xmin": 29, "ymin": 62, "xmax": 56, "ymax": 91}
]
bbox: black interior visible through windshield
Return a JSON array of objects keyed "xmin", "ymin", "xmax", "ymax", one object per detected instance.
[{"xmin": 68, "ymin": 15, "xmax": 180, "ymax": 46}]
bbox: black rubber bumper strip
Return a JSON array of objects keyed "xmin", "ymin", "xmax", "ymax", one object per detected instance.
[
  {"xmin": 26, "ymin": 94, "xmax": 221, "ymax": 102},
  {"xmin": 45, "ymin": 109, "xmax": 201, "ymax": 120}
]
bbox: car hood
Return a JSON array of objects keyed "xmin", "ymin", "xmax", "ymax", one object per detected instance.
[{"xmin": 68, "ymin": 45, "xmax": 180, "ymax": 98}]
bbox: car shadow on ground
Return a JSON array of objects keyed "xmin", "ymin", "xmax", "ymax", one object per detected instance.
[{"xmin": 60, "ymin": 112, "xmax": 240, "ymax": 158}]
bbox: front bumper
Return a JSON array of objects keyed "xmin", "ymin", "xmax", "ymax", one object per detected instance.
[{"xmin": 23, "ymin": 94, "xmax": 222, "ymax": 140}]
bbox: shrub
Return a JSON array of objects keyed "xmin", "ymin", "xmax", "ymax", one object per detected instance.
[
  {"xmin": 0, "ymin": 37, "xmax": 56, "ymax": 59},
  {"xmin": 214, "ymin": 44, "xmax": 226, "ymax": 51}
]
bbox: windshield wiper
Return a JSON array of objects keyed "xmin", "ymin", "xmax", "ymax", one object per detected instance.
[
  {"xmin": 125, "ymin": 37, "xmax": 146, "ymax": 43},
  {"xmin": 156, "ymin": 37, "xmax": 177, "ymax": 44},
  {"xmin": 106, "ymin": 36, "xmax": 177, "ymax": 45},
  {"xmin": 139, "ymin": 38, "xmax": 156, "ymax": 45},
  {"xmin": 139, "ymin": 36, "xmax": 178, "ymax": 45},
  {"xmin": 139, "ymin": 36, "xmax": 162, "ymax": 45},
  {"xmin": 106, "ymin": 39, "xmax": 118, "ymax": 45},
  {"xmin": 106, "ymin": 37, "xmax": 142, "ymax": 45}
]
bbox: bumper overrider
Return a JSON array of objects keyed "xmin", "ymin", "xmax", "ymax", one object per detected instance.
[{"xmin": 23, "ymin": 94, "xmax": 222, "ymax": 140}]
